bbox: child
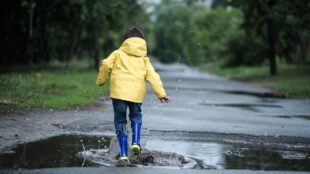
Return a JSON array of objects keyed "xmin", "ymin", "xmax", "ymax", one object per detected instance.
[{"xmin": 96, "ymin": 27, "xmax": 169, "ymax": 161}]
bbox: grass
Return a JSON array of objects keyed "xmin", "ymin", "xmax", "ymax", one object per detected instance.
[
  {"xmin": 201, "ymin": 63, "xmax": 310, "ymax": 98},
  {"xmin": 0, "ymin": 62, "xmax": 108, "ymax": 113}
]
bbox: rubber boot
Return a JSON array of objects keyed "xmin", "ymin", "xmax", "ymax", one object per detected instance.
[
  {"xmin": 131, "ymin": 122, "xmax": 142, "ymax": 155},
  {"xmin": 117, "ymin": 132, "xmax": 128, "ymax": 161}
]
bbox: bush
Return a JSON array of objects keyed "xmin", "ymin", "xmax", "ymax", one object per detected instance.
[
  {"xmin": 193, "ymin": 8, "xmax": 243, "ymax": 63},
  {"xmin": 224, "ymin": 32, "xmax": 266, "ymax": 67}
]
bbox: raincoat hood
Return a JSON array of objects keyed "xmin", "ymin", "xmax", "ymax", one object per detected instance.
[{"xmin": 119, "ymin": 37, "xmax": 147, "ymax": 57}]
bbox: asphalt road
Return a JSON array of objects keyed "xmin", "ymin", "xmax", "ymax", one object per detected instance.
[{"xmin": 1, "ymin": 62, "xmax": 310, "ymax": 173}]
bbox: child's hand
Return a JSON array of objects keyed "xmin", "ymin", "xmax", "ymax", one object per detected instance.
[{"xmin": 160, "ymin": 96, "xmax": 170, "ymax": 103}]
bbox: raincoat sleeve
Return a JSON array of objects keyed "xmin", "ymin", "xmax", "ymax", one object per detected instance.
[
  {"xmin": 145, "ymin": 57, "xmax": 167, "ymax": 98},
  {"xmin": 96, "ymin": 51, "xmax": 117, "ymax": 86}
]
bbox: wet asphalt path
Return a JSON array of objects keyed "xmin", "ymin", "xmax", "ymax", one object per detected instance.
[
  {"xmin": 61, "ymin": 62, "xmax": 310, "ymax": 138},
  {"xmin": 2, "ymin": 62, "xmax": 310, "ymax": 151},
  {"xmin": 1, "ymin": 62, "xmax": 310, "ymax": 173},
  {"xmin": 142, "ymin": 63, "xmax": 310, "ymax": 138}
]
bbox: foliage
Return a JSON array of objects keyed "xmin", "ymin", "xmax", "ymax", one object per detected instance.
[
  {"xmin": 0, "ymin": 0, "xmax": 151, "ymax": 69},
  {"xmin": 154, "ymin": 0, "xmax": 202, "ymax": 65},
  {"xmin": 1, "ymin": 0, "xmax": 309, "ymax": 72},
  {"xmin": 153, "ymin": 0, "xmax": 310, "ymax": 71},
  {"xmin": 153, "ymin": 1, "xmax": 243, "ymax": 65},
  {"xmin": 233, "ymin": 0, "xmax": 310, "ymax": 65},
  {"xmin": 193, "ymin": 7, "xmax": 243, "ymax": 64},
  {"xmin": 224, "ymin": 31, "xmax": 267, "ymax": 67}
]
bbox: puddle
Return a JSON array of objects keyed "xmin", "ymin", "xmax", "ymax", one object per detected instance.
[
  {"xmin": 0, "ymin": 134, "xmax": 309, "ymax": 171},
  {"xmin": 0, "ymin": 134, "xmax": 110, "ymax": 169},
  {"xmin": 146, "ymin": 139, "xmax": 310, "ymax": 171},
  {"xmin": 77, "ymin": 136, "xmax": 196, "ymax": 168},
  {"xmin": 165, "ymin": 86, "xmax": 286, "ymax": 98},
  {"xmin": 223, "ymin": 90, "xmax": 287, "ymax": 98},
  {"xmin": 275, "ymin": 115, "xmax": 310, "ymax": 121},
  {"xmin": 200, "ymin": 103, "xmax": 281, "ymax": 112}
]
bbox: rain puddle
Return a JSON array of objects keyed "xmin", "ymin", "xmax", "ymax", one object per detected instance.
[
  {"xmin": 0, "ymin": 134, "xmax": 110, "ymax": 169},
  {"xmin": 0, "ymin": 134, "xmax": 309, "ymax": 171},
  {"xmin": 223, "ymin": 90, "xmax": 287, "ymax": 98},
  {"xmin": 200, "ymin": 103, "xmax": 281, "ymax": 112},
  {"xmin": 165, "ymin": 86, "xmax": 286, "ymax": 98},
  {"xmin": 146, "ymin": 138, "xmax": 310, "ymax": 170},
  {"xmin": 275, "ymin": 115, "xmax": 310, "ymax": 121}
]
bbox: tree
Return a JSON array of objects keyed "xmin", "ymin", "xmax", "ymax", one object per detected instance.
[
  {"xmin": 0, "ymin": 0, "xmax": 150, "ymax": 70},
  {"xmin": 154, "ymin": 0, "xmax": 202, "ymax": 65},
  {"xmin": 233, "ymin": 0, "xmax": 310, "ymax": 75}
]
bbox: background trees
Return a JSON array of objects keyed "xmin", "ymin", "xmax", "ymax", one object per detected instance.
[
  {"xmin": 0, "ymin": 0, "xmax": 150, "ymax": 69},
  {"xmin": 1, "ymin": 0, "xmax": 309, "ymax": 76},
  {"xmin": 153, "ymin": 0, "xmax": 309, "ymax": 75},
  {"xmin": 232, "ymin": 0, "xmax": 310, "ymax": 75}
]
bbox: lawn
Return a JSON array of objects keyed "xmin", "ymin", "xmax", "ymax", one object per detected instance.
[
  {"xmin": 0, "ymin": 67, "xmax": 108, "ymax": 112},
  {"xmin": 201, "ymin": 63, "xmax": 310, "ymax": 98}
]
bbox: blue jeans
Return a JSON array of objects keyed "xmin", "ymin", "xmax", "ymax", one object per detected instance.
[{"xmin": 112, "ymin": 98, "xmax": 142, "ymax": 135}]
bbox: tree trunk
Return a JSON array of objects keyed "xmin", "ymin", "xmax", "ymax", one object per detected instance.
[
  {"xmin": 27, "ymin": 1, "xmax": 35, "ymax": 66},
  {"xmin": 93, "ymin": 19, "xmax": 100, "ymax": 70},
  {"xmin": 41, "ymin": 18, "xmax": 49, "ymax": 63},
  {"xmin": 267, "ymin": 0, "xmax": 277, "ymax": 75}
]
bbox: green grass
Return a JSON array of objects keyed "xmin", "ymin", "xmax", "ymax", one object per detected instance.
[
  {"xmin": 0, "ymin": 69, "xmax": 108, "ymax": 112},
  {"xmin": 201, "ymin": 63, "xmax": 310, "ymax": 98}
]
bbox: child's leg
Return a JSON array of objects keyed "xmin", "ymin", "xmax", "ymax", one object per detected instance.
[
  {"xmin": 112, "ymin": 99, "xmax": 128, "ymax": 160},
  {"xmin": 128, "ymin": 102, "xmax": 142, "ymax": 154},
  {"xmin": 112, "ymin": 99, "xmax": 128, "ymax": 134}
]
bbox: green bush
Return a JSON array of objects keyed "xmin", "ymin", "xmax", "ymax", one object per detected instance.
[
  {"xmin": 193, "ymin": 8, "xmax": 243, "ymax": 63},
  {"xmin": 224, "ymin": 33, "xmax": 266, "ymax": 67},
  {"xmin": 154, "ymin": 1, "xmax": 203, "ymax": 65}
]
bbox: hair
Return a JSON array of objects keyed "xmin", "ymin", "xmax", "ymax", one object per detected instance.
[{"xmin": 123, "ymin": 27, "xmax": 145, "ymax": 41}]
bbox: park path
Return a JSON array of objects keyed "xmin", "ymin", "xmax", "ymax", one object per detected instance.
[
  {"xmin": 1, "ymin": 62, "xmax": 310, "ymax": 154},
  {"xmin": 143, "ymin": 63, "xmax": 310, "ymax": 137},
  {"xmin": 1, "ymin": 62, "xmax": 310, "ymax": 172},
  {"xmin": 63, "ymin": 62, "xmax": 310, "ymax": 138}
]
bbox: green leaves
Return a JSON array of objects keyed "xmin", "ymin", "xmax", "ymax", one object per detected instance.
[
  {"xmin": 153, "ymin": 1, "xmax": 242, "ymax": 65},
  {"xmin": 1, "ymin": 0, "xmax": 150, "ymax": 68}
]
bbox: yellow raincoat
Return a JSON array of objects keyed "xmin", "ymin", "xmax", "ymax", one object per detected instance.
[{"xmin": 96, "ymin": 37, "xmax": 167, "ymax": 103}]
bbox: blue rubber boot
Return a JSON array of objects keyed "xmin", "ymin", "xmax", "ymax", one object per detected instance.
[
  {"xmin": 131, "ymin": 122, "xmax": 142, "ymax": 155},
  {"xmin": 117, "ymin": 132, "xmax": 128, "ymax": 161}
]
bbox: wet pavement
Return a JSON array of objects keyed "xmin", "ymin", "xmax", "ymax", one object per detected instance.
[{"xmin": 0, "ymin": 62, "xmax": 310, "ymax": 172}]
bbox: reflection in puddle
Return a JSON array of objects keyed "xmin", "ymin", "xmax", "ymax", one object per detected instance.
[
  {"xmin": 146, "ymin": 138, "xmax": 310, "ymax": 171},
  {"xmin": 0, "ymin": 134, "xmax": 110, "ymax": 169},
  {"xmin": 224, "ymin": 147, "xmax": 310, "ymax": 170},
  {"xmin": 0, "ymin": 134, "xmax": 309, "ymax": 171},
  {"xmin": 146, "ymin": 139, "xmax": 224, "ymax": 169}
]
